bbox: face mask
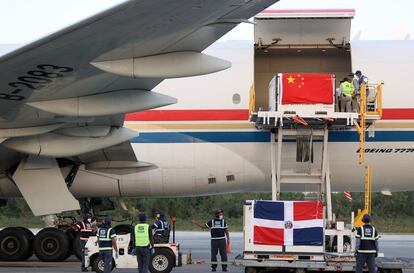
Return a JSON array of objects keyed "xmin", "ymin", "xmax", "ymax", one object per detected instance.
[
  {"xmin": 87, "ymin": 218, "xmax": 92, "ymax": 223},
  {"xmin": 219, "ymin": 215, "xmax": 223, "ymax": 220}
]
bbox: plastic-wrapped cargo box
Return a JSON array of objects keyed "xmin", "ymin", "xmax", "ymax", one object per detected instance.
[{"xmin": 244, "ymin": 200, "xmax": 325, "ymax": 254}]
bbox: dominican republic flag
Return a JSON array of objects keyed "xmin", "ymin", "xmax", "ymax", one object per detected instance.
[{"xmin": 253, "ymin": 200, "xmax": 324, "ymax": 246}]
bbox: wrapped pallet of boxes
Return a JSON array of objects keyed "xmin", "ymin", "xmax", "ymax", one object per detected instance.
[
  {"xmin": 244, "ymin": 200, "xmax": 324, "ymax": 253},
  {"xmin": 268, "ymin": 73, "xmax": 336, "ymax": 116}
]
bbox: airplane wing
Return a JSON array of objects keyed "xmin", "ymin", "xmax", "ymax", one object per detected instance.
[{"xmin": 0, "ymin": 0, "xmax": 278, "ymax": 215}]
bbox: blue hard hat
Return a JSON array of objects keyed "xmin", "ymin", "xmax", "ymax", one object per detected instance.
[
  {"xmin": 362, "ymin": 214, "xmax": 371, "ymax": 223},
  {"xmin": 103, "ymin": 215, "xmax": 112, "ymax": 225},
  {"xmin": 138, "ymin": 212, "xmax": 147, "ymax": 222}
]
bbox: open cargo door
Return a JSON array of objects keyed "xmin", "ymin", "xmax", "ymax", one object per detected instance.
[{"xmin": 253, "ymin": 9, "xmax": 355, "ymax": 111}]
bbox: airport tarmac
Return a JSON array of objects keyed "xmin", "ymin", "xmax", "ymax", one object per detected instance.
[{"xmin": 0, "ymin": 232, "xmax": 413, "ymax": 273}]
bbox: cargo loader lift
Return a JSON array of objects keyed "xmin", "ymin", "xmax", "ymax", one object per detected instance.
[
  {"xmin": 237, "ymin": 77, "xmax": 413, "ymax": 273},
  {"xmin": 252, "ymin": 80, "xmax": 383, "ymax": 220}
]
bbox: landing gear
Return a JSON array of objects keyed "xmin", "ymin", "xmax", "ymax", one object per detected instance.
[
  {"xmin": 72, "ymin": 232, "xmax": 82, "ymax": 260},
  {"xmin": 0, "ymin": 227, "xmax": 33, "ymax": 261},
  {"xmin": 33, "ymin": 228, "xmax": 71, "ymax": 262}
]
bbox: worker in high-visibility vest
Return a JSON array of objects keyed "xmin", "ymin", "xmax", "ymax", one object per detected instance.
[
  {"xmin": 352, "ymin": 70, "xmax": 369, "ymax": 112},
  {"xmin": 339, "ymin": 77, "xmax": 355, "ymax": 112},
  {"xmin": 96, "ymin": 216, "xmax": 118, "ymax": 273},
  {"xmin": 355, "ymin": 214, "xmax": 380, "ymax": 273},
  {"xmin": 135, "ymin": 213, "xmax": 154, "ymax": 273},
  {"xmin": 73, "ymin": 214, "xmax": 96, "ymax": 272}
]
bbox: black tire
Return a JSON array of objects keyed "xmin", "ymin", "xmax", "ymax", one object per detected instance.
[
  {"xmin": 0, "ymin": 227, "xmax": 31, "ymax": 261},
  {"xmin": 17, "ymin": 227, "xmax": 34, "ymax": 260},
  {"xmin": 150, "ymin": 248, "xmax": 175, "ymax": 273},
  {"xmin": 92, "ymin": 255, "xmax": 115, "ymax": 273},
  {"xmin": 72, "ymin": 232, "xmax": 82, "ymax": 261},
  {"xmin": 92, "ymin": 255, "xmax": 105, "ymax": 273},
  {"xmin": 245, "ymin": 267, "xmax": 258, "ymax": 273},
  {"xmin": 34, "ymin": 228, "xmax": 71, "ymax": 262}
]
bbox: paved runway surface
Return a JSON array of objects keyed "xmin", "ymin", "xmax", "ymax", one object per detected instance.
[{"xmin": 0, "ymin": 232, "xmax": 413, "ymax": 273}]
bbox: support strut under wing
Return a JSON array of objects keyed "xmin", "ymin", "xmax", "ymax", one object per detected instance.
[{"xmin": 12, "ymin": 155, "xmax": 80, "ymax": 216}]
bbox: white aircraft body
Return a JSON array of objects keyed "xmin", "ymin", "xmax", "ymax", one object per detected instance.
[{"xmin": 0, "ymin": 6, "xmax": 413, "ymax": 217}]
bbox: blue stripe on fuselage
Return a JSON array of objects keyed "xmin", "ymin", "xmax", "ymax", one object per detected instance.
[{"xmin": 130, "ymin": 131, "xmax": 414, "ymax": 143}]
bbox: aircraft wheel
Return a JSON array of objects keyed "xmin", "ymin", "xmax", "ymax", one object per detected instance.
[
  {"xmin": 150, "ymin": 248, "xmax": 175, "ymax": 273},
  {"xmin": 34, "ymin": 228, "xmax": 70, "ymax": 262},
  {"xmin": 92, "ymin": 255, "xmax": 115, "ymax": 273},
  {"xmin": 72, "ymin": 232, "xmax": 82, "ymax": 261},
  {"xmin": 0, "ymin": 227, "xmax": 32, "ymax": 261}
]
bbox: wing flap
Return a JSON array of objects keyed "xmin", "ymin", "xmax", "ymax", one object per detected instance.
[{"xmin": 13, "ymin": 155, "xmax": 80, "ymax": 216}]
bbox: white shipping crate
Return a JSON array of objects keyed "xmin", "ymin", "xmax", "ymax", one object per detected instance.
[{"xmin": 243, "ymin": 200, "xmax": 325, "ymax": 254}]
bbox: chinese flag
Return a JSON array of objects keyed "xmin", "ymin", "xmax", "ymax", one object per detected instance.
[{"xmin": 281, "ymin": 73, "xmax": 334, "ymax": 105}]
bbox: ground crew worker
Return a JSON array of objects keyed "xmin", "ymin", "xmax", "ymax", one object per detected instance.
[
  {"xmin": 153, "ymin": 210, "xmax": 170, "ymax": 243},
  {"xmin": 73, "ymin": 215, "xmax": 95, "ymax": 272},
  {"xmin": 135, "ymin": 213, "xmax": 154, "ymax": 273},
  {"xmin": 339, "ymin": 77, "xmax": 354, "ymax": 112},
  {"xmin": 355, "ymin": 214, "xmax": 380, "ymax": 273},
  {"xmin": 336, "ymin": 80, "xmax": 344, "ymax": 112},
  {"xmin": 192, "ymin": 209, "xmax": 230, "ymax": 272},
  {"xmin": 352, "ymin": 70, "xmax": 369, "ymax": 112},
  {"xmin": 97, "ymin": 216, "xmax": 118, "ymax": 273}
]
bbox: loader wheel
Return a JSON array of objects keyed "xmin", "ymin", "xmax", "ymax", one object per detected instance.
[
  {"xmin": 92, "ymin": 255, "xmax": 115, "ymax": 273},
  {"xmin": 150, "ymin": 248, "xmax": 175, "ymax": 273},
  {"xmin": 34, "ymin": 228, "xmax": 70, "ymax": 262},
  {"xmin": 0, "ymin": 227, "xmax": 32, "ymax": 261}
]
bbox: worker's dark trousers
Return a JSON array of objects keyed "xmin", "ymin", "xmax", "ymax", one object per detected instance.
[
  {"xmin": 356, "ymin": 253, "xmax": 376, "ymax": 273},
  {"xmin": 99, "ymin": 250, "xmax": 113, "ymax": 273},
  {"xmin": 80, "ymin": 240, "xmax": 87, "ymax": 270},
  {"xmin": 211, "ymin": 238, "xmax": 227, "ymax": 270},
  {"xmin": 136, "ymin": 247, "xmax": 151, "ymax": 273}
]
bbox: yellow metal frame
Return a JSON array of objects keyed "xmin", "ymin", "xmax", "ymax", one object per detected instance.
[
  {"xmin": 354, "ymin": 82, "xmax": 383, "ymax": 165},
  {"xmin": 249, "ymin": 83, "xmax": 256, "ymax": 114},
  {"xmin": 353, "ymin": 82, "xmax": 383, "ymax": 226},
  {"xmin": 354, "ymin": 83, "xmax": 367, "ymax": 165},
  {"xmin": 366, "ymin": 82, "xmax": 384, "ymax": 116},
  {"xmin": 364, "ymin": 165, "xmax": 372, "ymax": 214}
]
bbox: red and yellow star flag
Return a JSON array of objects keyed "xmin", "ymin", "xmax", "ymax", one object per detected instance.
[{"xmin": 281, "ymin": 73, "xmax": 334, "ymax": 105}]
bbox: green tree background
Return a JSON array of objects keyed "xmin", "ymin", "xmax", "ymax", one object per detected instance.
[{"xmin": 1, "ymin": 192, "xmax": 414, "ymax": 232}]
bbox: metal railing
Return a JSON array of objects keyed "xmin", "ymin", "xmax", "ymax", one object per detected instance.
[{"xmin": 365, "ymin": 82, "xmax": 383, "ymax": 117}]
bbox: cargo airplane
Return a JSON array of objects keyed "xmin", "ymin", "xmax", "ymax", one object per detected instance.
[{"xmin": 0, "ymin": 1, "xmax": 413, "ymax": 262}]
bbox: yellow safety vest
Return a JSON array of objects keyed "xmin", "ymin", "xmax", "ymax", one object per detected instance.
[
  {"xmin": 135, "ymin": 223, "xmax": 150, "ymax": 247},
  {"xmin": 341, "ymin": 82, "xmax": 354, "ymax": 97}
]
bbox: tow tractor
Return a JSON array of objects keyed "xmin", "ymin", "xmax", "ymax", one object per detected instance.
[
  {"xmin": 84, "ymin": 234, "xmax": 186, "ymax": 273},
  {"xmin": 234, "ymin": 71, "xmax": 414, "ymax": 273},
  {"xmin": 84, "ymin": 218, "xmax": 188, "ymax": 273}
]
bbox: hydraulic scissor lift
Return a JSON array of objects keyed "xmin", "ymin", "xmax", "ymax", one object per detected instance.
[
  {"xmin": 251, "ymin": 81, "xmax": 383, "ymax": 222},
  {"xmin": 235, "ymin": 79, "xmax": 414, "ymax": 273}
]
